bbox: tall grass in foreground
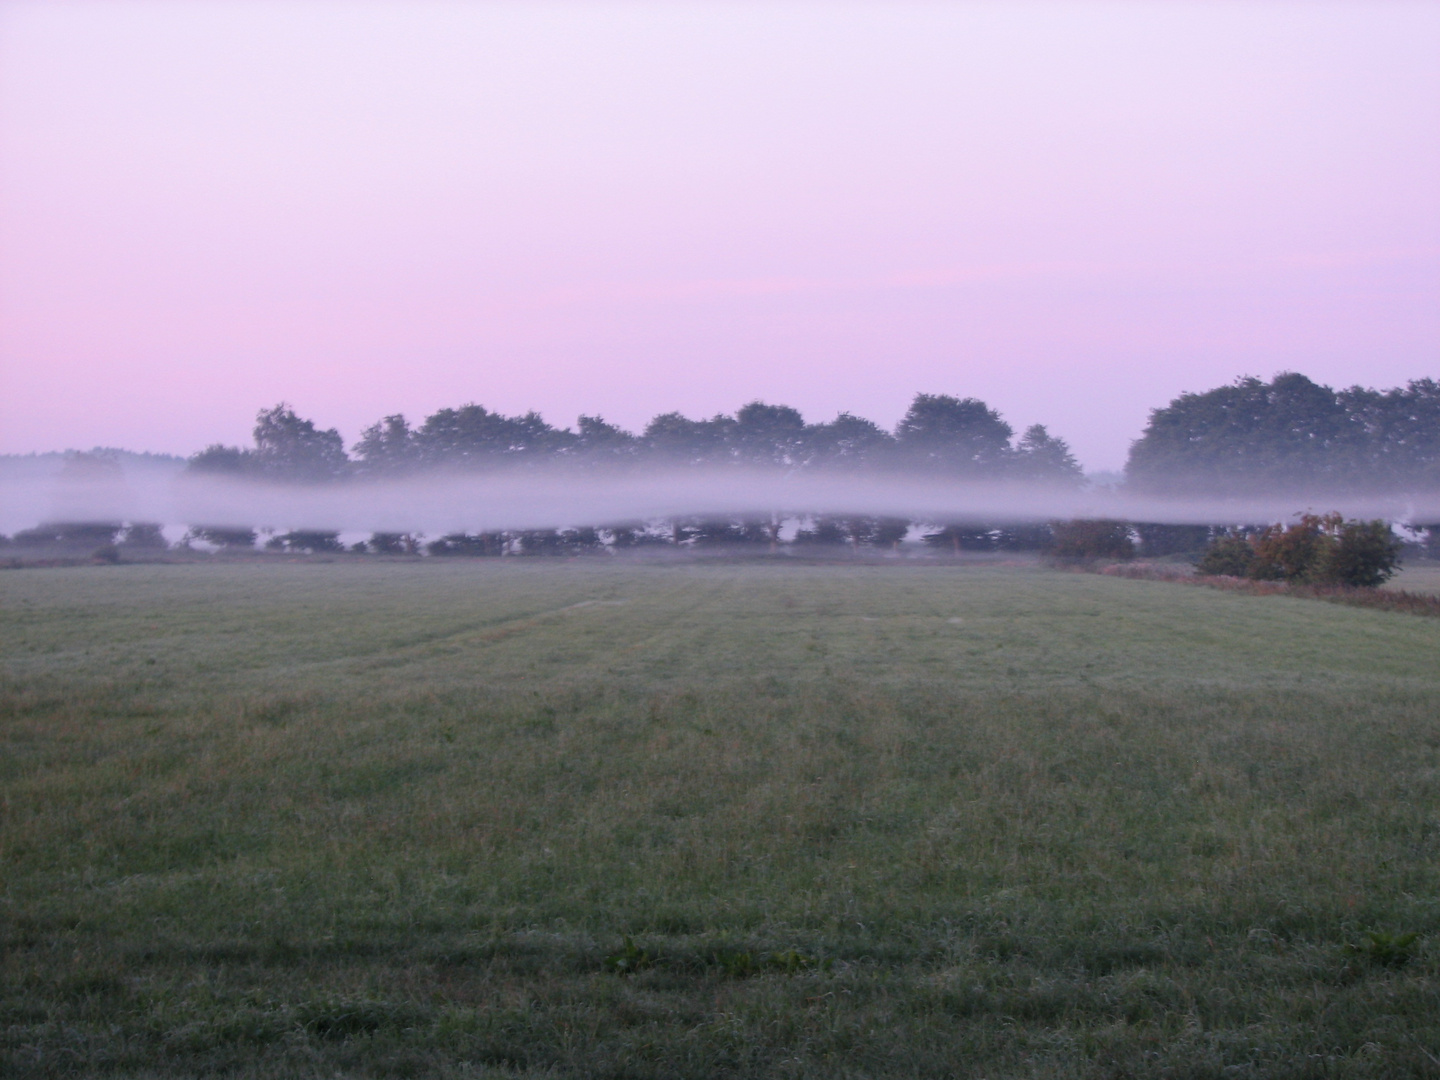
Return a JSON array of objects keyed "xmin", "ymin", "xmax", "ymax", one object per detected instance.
[{"xmin": 2, "ymin": 562, "xmax": 1439, "ymax": 1078}]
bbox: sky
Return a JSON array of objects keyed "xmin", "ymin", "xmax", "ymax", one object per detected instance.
[{"xmin": 1, "ymin": 1, "xmax": 1436, "ymax": 471}]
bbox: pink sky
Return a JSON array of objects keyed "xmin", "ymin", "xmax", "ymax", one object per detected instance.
[{"xmin": 1, "ymin": 1, "xmax": 1437, "ymax": 470}]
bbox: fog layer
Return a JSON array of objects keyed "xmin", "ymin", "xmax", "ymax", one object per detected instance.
[{"xmin": 4, "ymin": 466, "xmax": 1436, "ymax": 538}]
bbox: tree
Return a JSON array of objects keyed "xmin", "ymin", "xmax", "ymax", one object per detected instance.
[
  {"xmin": 1012, "ymin": 425, "xmax": 1083, "ymax": 485},
  {"xmin": 1125, "ymin": 373, "xmax": 1394, "ymax": 494},
  {"xmin": 352, "ymin": 415, "xmax": 417, "ymax": 476},
  {"xmin": 839, "ymin": 517, "xmax": 879, "ymax": 549},
  {"xmin": 417, "ymin": 406, "xmax": 496, "ymax": 467},
  {"xmin": 642, "ymin": 412, "xmax": 735, "ymax": 466},
  {"xmin": 121, "ymin": 523, "xmax": 168, "ymax": 549},
  {"xmin": 415, "ymin": 405, "xmax": 565, "ymax": 469},
  {"xmin": 793, "ymin": 518, "xmax": 847, "ymax": 546},
  {"xmin": 1195, "ymin": 531, "xmax": 1254, "ymax": 577},
  {"xmin": 559, "ymin": 527, "xmax": 606, "ymax": 554},
  {"xmin": 187, "ymin": 526, "xmax": 257, "ymax": 549},
  {"xmin": 13, "ymin": 523, "xmax": 122, "ymax": 549},
  {"xmin": 604, "ymin": 522, "xmax": 670, "ymax": 548},
  {"xmin": 1336, "ymin": 378, "xmax": 1440, "ymax": 491},
  {"xmin": 893, "ymin": 394, "xmax": 1013, "ymax": 477},
  {"xmin": 427, "ymin": 533, "xmax": 508, "ymax": 556},
  {"xmin": 874, "ymin": 518, "xmax": 910, "ymax": 550},
  {"xmin": 367, "ymin": 533, "xmax": 419, "ymax": 555},
  {"xmin": 572, "ymin": 415, "xmax": 638, "ymax": 465},
  {"xmin": 1324, "ymin": 519, "xmax": 1402, "ymax": 587},
  {"xmin": 692, "ymin": 519, "xmax": 768, "ymax": 546},
  {"xmin": 922, "ymin": 525, "xmax": 995, "ymax": 554},
  {"xmin": 803, "ymin": 413, "xmax": 894, "ymax": 469},
  {"xmin": 1248, "ymin": 514, "xmax": 1335, "ymax": 582},
  {"xmin": 517, "ymin": 530, "xmax": 569, "ymax": 555},
  {"xmin": 1135, "ymin": 524, "xmax": 1212, "ymax": 557},
  {"xmin": 996, "ymin": 523, "xmax": 1053, "ymax": 552},
  {"xmin": 59, "ymin": 451, "xmax": 124, "ymax": 483},
  {"xmin": 744, "ymin": 514, "xmax": 786, "ymax": 550},
  {"xmin": 731, "ymin": 402, "xmax": 807, "ymax": 467},
  {"xmin": 253, "ymin": 404, "xmax": 349, "ymax": 482},
  {"xmin": 265, "ymin": 531, "xmax": 344, "ymax": 553},
  {"xmin": 1050, "ymin": 520, "xmax": 1135, "ymax": 560},
  {"xmin": 187, "ymin": 444, "xmax": 255, "ymax": 476}
]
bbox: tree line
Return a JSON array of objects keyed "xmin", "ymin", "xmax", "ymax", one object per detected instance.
[
  {"xmin": 1126, "ymin": 372, "xmax": 1440, "ymax": 494},
  {"xmin": 169, "ymin": 392, "xmax": 1093, "ymax": 556},
  {"xmin": 183, "ymin": 372, "xmax": 1440, "ymax": 494},
  {"xmin": 186, "ymin": 394, "xmax": 1085, "ymax": 484},
  {"xmin": 7, "ymin": 509, "xmax": 1428, "ymax": 590},
  {"xmin": 4, "ymin": 374, "xmax": 1437, "ymax": 565}
]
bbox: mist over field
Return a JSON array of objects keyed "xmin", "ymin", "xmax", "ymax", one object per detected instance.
[
  {"xmin": 4, "ymin": 373, "xmax": 1438, "ymax": 545},
  {"xmin": 3, "ymin": 463, "xmax": 1438, "ymax": 541},
  {"xmin": 4, "ymin": 373, "xmax": 1439, "ymax": 546}
]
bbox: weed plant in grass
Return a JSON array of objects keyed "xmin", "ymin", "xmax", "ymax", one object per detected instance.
[{"xmin": 2, "ymin": 561, "xmax": 1440, "ymax": 1078}]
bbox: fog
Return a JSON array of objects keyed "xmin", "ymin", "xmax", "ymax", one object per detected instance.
[{"xmin": 3, "ymin": 463, "xmax": 1436, "ymax": 539}]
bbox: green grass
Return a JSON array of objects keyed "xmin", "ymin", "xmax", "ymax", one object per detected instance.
[
  {"xmin": 1390, "ymin": 561, "xmax": 1440, "ymax": 596},
  {"xmin": 2, "ymin": 560, "xmax": 1439, "ymax": 1078}
]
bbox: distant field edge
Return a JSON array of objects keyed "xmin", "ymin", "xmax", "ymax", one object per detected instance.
[{"xmin": 1097, "ymin": 561, "xmax": 1440, "ymax": 617}]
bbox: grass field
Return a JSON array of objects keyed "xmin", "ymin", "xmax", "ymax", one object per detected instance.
[
  {"xmin": 1391, "ymin": 561, "xmax": 1440, "ymax": 596},
  {"xmin": 3, "ymin": 559, "xmax": 1439, "ymax": 1078}
]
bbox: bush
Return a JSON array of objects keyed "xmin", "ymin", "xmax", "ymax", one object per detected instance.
[
  {"xmin": 1135, "ymin": 523, "xmax": 1211, "ymax": 558},
  {"xmin": 560, "ymin": 527, "xmax": 605, "ymax": 553},
  {"xmin": 265, "ymin": 531, "xmax": 343, "ymax": 554},
  {"xmin": 368, "ymin": 532, "xmax": 418, "ymax": 555},
  {"xmin": 14, "ymin": 522, "xmax": 122, "ymax": 549},
  {"xmin": 874, "ymin": 518, "xmax": 911, "ymax": 550},
  {"xmin": 922, "ymin": 525, "xmax": 995, "ymax": 553},
  {"xmin": 1197, "ymin": 514, "xmax": 1401, "ymax": 588},
  {"xmin": 427, "ymin": 532, "xmax": 507, "ymax": 556},
  {"xmin": 1323, "ymin": 519, "xmax": 1403, "ymax": 587},
  {"xmin": 121, "ymin": 523, "xmax": 168, "ymax": 549},
  {"xmin": 1195, "ymin": 532, "xmax": 1254, "ymax": 576},
  {"xmin": 605, "ymin": 524, "xmax": 672, "ymax": 548},
  {"xmin": 996, "ymin": 523, "xmax": 1053, "ymax": 552},
  {"xmin": 1050, "ymin": 519, "xmax": 1134, "ymax": 561},
  {"xmin": 794, "ymin": 518, "xmax": 848, "ymax": 546},
  {"xmin": 509, "ymin": 528, "xmax": 606, "ymax": 555},
  {"xmin": 1249, "ymin": 514, "xmax": 1335, "ymax": 582},
  {"xmin": 189, "ymin": 526, "xmax": 257, "ymax": 549},
  {"xmin": 691, "ymin": 520, "xmax": 767, "ymax": 547},
  {"xmin": 518, "ymin": 530, "xmax": 566, "ymax": 555}
]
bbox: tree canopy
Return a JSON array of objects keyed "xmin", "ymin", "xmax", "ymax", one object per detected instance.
[
  {"xmin": 188, "ymin": 393, "xmax": 1085, "ymax": 487},
  {"xmin": 1127, "ymin": 374, "xmax": 1440, "ymax": 494},
  {"xmin": 188, "ymin": 404, "xmax": 347, "ymax": 483},
  {"xmin": 253, "ymin": 405, "xmax": 349, "ymax": 481},
  {"xmin": 893, "ymin": 395, "xmax": 1014, "ymax": 477}
]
